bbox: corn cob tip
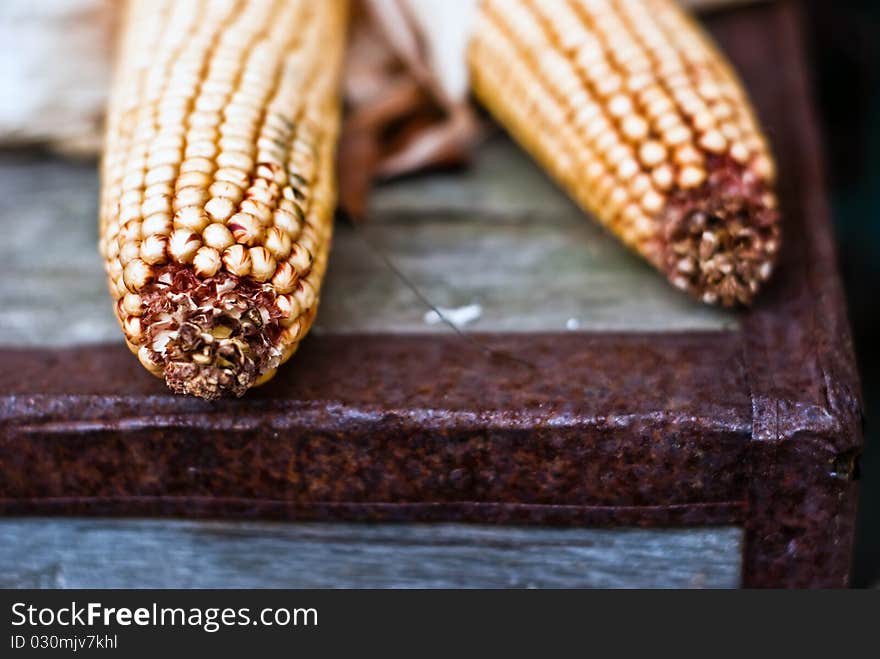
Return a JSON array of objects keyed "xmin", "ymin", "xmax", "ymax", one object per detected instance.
[
  {"xmin": 99, "ymin": 0, "xmax": 345, "ymax": 398},
  {"xmin": 467, "ymin": 0, "xmax": 782, "ymax": 307},
  {"xmin": 661, "ymin": 156, "xmax": 780, "ymax": 306},
  {"xmin": 135, "ymin": 265, "xmax": 285, "ymax": 399}
]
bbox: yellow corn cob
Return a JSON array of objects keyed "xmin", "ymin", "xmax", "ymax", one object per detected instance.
[
  {"xmin": 99, "ymin": 0, "xmax": 348, "ymax": 399},
  {"xmin": 469, "ymin": 0, "xmax": 780, "ymax": 306}
]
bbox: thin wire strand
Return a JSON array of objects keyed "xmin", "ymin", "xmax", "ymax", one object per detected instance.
[{"xmin": 341, "ymin": 210, "xmax": 537, "ymax": 371}]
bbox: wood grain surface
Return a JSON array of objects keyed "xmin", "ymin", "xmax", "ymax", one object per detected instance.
[
  {"xmin": 0, "ymin": 520, "xmax": 741, "ymax": 589},
  {"xmin": 0, "ymin": 137, "xmax": 733, "ymax": 348}
]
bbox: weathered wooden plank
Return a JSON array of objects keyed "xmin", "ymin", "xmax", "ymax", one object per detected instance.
[
  {"xmin": 318, "ymin": 215, "xmax": 736, "ymax": 334},
  {"xmin": 0, "ymin": 138, "xmax": 734, "ymax": 347},
  {"xmin": 1, "ymin": 152, "xmax": 115, "ymax": 346},
  {"xmin": 311, "ymin": 135, "xmax": 736, "ymax": 332},
  {"xmin": 0, "ymin": 520, "xmax": 742, "ymax": 589}
]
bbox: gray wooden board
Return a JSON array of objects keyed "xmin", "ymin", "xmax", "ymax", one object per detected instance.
[
  {"xmin": 0, "ymin": 520, "xmax": 742, "ymax": 589},
  {"xmin": 0, "ymin": 137, "xmax": 734, "ymax": 348}
]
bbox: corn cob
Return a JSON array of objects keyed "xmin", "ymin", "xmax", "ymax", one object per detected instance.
[
  {"xmin": 99, "ymin": 0, "xmax": 347, "ymax": 399},
  {"xmin": 468, "ymin": 0, "xmax": 780, "ymax": 306}
]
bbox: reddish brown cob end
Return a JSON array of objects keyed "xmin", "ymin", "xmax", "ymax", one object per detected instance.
[
  {"xmin": 661, "ymin": 156, "xmax": 780, "ymax": 305},
  {"xmin": 134, "ymin": 266, "xmax": 285, "ymax": 399}
]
